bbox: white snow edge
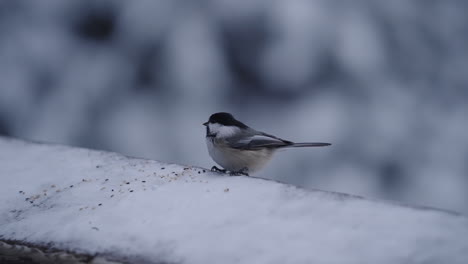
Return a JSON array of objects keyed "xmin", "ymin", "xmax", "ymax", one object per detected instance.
[{"xmin": 0, "ymin": 136, "xmax": 467, "ymax": 264}]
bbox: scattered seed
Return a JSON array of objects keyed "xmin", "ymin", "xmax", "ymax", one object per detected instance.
[
  {"xmin": 25, "ymin": 198, "xmax": 30, "ymax": 201},
  {"xmin": 56, "ymin": 189, "xmax": 61, "ymax": 193},
  {"xmin": 29, "ymin": 201, "xmax": 33, "ymax": 204},
  {"xmin": 110, "ymin": 195, "xmax": 114, "ymax": 198},
  {"xmin": 70, "ymin": 185, "xmax": 74, "ymax": 188},
  {"xmin": 92, "ymin": 227, "xmax": 99, "ymax": 231},
  {"xmin": 142, "ymin": 180, "xmax": 146, "ymax": 183},
  {"xmin": 198, "ymin": 171, "xmax": 201, "ymax": 174},
  {"xmin": 161, "ymin": 167, "xmax": 165, "ymax": 170},
  {"xmin": 98, "ymin": 203, "xmax": 102, "ymax": 206},
  {"xmin": 111, "ymin": 189, "xmax": 114, "ymax": 192},
  {"xmin": 96, "ymin": 165, "xmax": 101, "ymax": 168},
  {"xmin": 105, "ymin": 179, "xmax": 109, "ymax": 181},
  {"xmin": 224, "ymin": 188, "xmax": 230, "ymax": 192},
  {"xmin": 130, "ymin": 190, "xmax": 134, "ymax": 192},
  {"xmin": 51, "ymin": 185, "xmax": 56, "ymax": 188},
  {"xmin": 202, "ymin": 170, "xmax": 206, "ymax": 173},
  {"xmin": 126, "ymin": 182, "xmax": 130, "ymax": 185}
]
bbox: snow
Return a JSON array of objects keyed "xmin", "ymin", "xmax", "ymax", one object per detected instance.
[
  {"xmin": 0, "ymin": 136, "xmax": 467, "ymax": 264},
  {"xmin": 1, "ymin": 1, "xmax": 468, "ymax": 215}
]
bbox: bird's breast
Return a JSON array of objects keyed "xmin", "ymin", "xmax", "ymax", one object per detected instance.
[{"xmin": 206, "ymin": 137, "xmax": 274, "ymax": 172}]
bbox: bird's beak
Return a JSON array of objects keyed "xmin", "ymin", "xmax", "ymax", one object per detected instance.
[{"xmin": 203, "ymin": 122, "xmax": 208, "ymax": 126}]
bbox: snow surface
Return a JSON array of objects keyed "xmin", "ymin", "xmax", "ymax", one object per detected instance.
[{"xmin": 0, "ymin": 136, "xmax": 467, "ymax": 264}]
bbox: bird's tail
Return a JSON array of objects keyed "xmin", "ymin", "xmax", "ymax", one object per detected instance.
[{"xmin": 286, "ymin": 142, "xmax": 331, "ymax": 148}]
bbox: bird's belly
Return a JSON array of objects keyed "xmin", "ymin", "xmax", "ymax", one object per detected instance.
[{"xmin": 206, "ymin": 139, "xmax": 274, "ymax": 173}]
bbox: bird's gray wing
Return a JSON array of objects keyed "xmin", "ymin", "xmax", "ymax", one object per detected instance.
[{"xmin": 229, "ymin": 132, "xmax": 293, "ymax": 150}]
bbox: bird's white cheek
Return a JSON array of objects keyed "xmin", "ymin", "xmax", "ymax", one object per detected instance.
[
  {"xmin": 216, "ymin": 126, "xmax": 240, "ymax": 138},
  {"xmin": 208, "ymin": 123, "xmax": 239, "ymax": 138},
  {"xmin": 207, "ymin": 123, "xmax": 221, "ymax": 135}
]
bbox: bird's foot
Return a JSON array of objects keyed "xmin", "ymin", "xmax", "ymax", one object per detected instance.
[
  {"xmin": 211, "ymin": 166, "xmax": 227, "ymax": 173},
  {"xmin": 229, "ymin": 167, "xmax": 249, "ymax": 176}
]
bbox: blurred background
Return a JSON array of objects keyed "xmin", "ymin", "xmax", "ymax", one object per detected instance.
[{"xmin": 1, "ymin": 0, "xmax": 467, "ymax": 213}]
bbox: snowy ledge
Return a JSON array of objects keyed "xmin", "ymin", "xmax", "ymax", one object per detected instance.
[{"xmin": 0, "ymin": 137, "xmax": 467, "ymax": 264}]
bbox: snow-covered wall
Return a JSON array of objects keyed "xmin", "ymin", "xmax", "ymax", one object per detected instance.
[
  {"xmin": 0, "ymin": 137, "xmax": 467, "ymax": 264},
  {"xmin": 1, "ymin": 0, "xmax": 468, "ymax": 214}
]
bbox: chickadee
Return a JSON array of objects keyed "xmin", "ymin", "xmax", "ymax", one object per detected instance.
[{"xmin": 203, "ymin": 112, "xmax": 331, "ymax": 176}]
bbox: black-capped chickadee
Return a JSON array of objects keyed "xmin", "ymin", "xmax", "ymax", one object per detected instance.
[{"xmin": 203, "ymin": 112, "xmax": 331, "ymax": 176}]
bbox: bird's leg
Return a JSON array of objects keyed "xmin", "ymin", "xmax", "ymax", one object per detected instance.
[
  {"xmin": 211, "ymin": 166, "xmax": 227, "ymax": 173},
  {"xmin": 229, "ymin": 167, "xmax": 249, "ymax": 176}
]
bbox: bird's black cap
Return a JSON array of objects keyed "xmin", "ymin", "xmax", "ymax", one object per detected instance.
[{"xmin": 205, "ymin": 112, "xmax": 248, "ymax": 128}]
